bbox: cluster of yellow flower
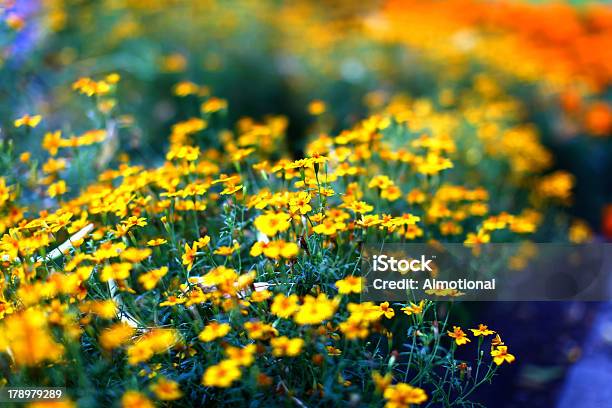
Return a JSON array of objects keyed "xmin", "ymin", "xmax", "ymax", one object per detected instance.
[
  {"xmin": 72, "ymin": 74, "xmax": 121, "ymax": 97},
  {"xmin": 0, "ymin": 70, "xmax": 584, "ymax": 407}
]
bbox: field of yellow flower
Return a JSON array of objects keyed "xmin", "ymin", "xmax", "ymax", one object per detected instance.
[{"xmin": 1, "ymin": 1, "xmax": 611, "ymax": 407}]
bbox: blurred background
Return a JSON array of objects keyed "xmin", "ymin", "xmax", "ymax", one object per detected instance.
[{"xmin": 1, "ymin": 0, "xmax": 612, "ymax": 406}]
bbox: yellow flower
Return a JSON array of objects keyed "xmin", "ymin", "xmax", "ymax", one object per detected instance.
[
  {"xmin": 244, "ymin": 320, "xmax": 278, "ymax": 340},
  {"xmin": 250, "ymin": 289, "xmax": 272, "ymax": 302},
  {"xmin": 198, "ymin": 322, "xmax": 231, "ymax": 342},
  {"xmin": 372, "ymin": 371, "xmax": 393, "ymax": 392},
  {"xmin": 91, "ymin": 242, "xmax": 126, "ymax": 262},
  {"xmin": 279, "ymin": 240, "xmax": 300, "ymax": 258},
  {"xmin": 99, "ymin": 322, "xmax": 136, "ymax": 350},
  {"xmin": 569, "ymin": 219, "xmax": 592, "ymax": 243},
  {"xmin": 289, "ymin": 192, "xmax": 312, "ymax": 215},
  {"xmin": 138, "ymin": 267, "xmax": 169, "ymax": 290},
  {"xmin": 46, "ymin": 211, "xmax": 73, "ymax": 232},
  {"xmin": 464, "ymin": 230, "xmax": 490, "ymax": 245},
  {"xmin": 538, "ymin": 170, "xmax": 574, "ymax": 202},
  {"xmin": 81, "ymin": 300, "xmax": 117, "ymax": 319},
  {"xmin": 509, "ymin": 217, "xmax": 536, "ymax": 234},
  {"xmin": 147, "ymin": 238, "xmax": 167, "ymax": 246},
  {"xmin": 308, "ymin": 100, "xmax": 326, "ymax": 115},
  {"xmin": 0, "ymin": 177, "xmax": 10, "ymax": 207},
  {"xmin": 344, "ymin": 200, "xmax": 374, "ymax": 214},
  {"xmin": 383, "ymin": 383, "xmax": 428, "ymax": 407},
  {"xmin": 214, "ymin": 242, "xmax": 240, "ymax": 256},
  {"xmin": 171, "ymin": 118, "xmax": 207, "ymax": 138},
  {"xmin": 270, "ymin": 336, "xmax": 304, "ymax": 357},
  {"xmin": 231, "ymin": 148, "xmax": 255, "ymax": 162},
  {"xmin": 250, "ymin": 241, "xmax": 276, "ymax": 258},
  {"xmin": 335, "ymin": 276, "xmax": 363, "ymax": 294},
  {"xmin": 470, "ymin": 324, "xmax": 495, "ymax": 337},
  {"xmin": 440, "ymin": 221, "xmax": 463, "ymax": 236},
  {"xmin": 0, "ymin": 300, "xmax": 14, "ymax": 319},
  {"xmin": 127, "ymin": 329, "xmax": 180, "ymax": 365},
  {"xmin": 42, "ymin": 157, "xmax": 67, "ymax": 174},
  {"xmin": 313, "ymin": 218, "xmax": 346, "ymax": 235},
  {"xmin": 254, "ymin": 212, "xmax": 291, "ymax": 237},
  {"xmin": 381, "ymin": 185, "xmax": 402, "ymax": 201},
  {"xmin": 19, "ymin": 152, "xmax": 31, "ymax": 162},
  {"xmin": 201, "ymin": 97, "xmax": 228, "ymax": 113},
  {"xmin": 271, "ymin": 294, "xmax": 300, "ymax": 318},
  {"xmin": 347, "ymin": 303, "xmax": 381, "ymax": 323},
  {"xmin": 250, "ymin": 240, "xmax": 300, "ymax": 259},
  {"xmin": 106, "ymin": 73, "xmax": 121, "ymax": 84},
  {"xmin": 162, "ymin": 53, "xmax": 187, "ymax": 72},
  {"xmin": 375, "ymin": 302, "xmax": 395, "ymax": 319},
  {"xmin": 200, "ymin": 265, "xmax": 238, "ymax": 288},
  {"xmin": 220, "ymin": 183, "xmax": 243, "ymax": 195},
  {"xmin": 150, "ymin": 378, "xmax": 183, "ymax": 401},
  {"xmin": 42, "ymin": 130, "xmax": 63, "ymax": 156},
  {"xmin": 252, "ymin": 240, "xmax": 300, "ymax": 259},
  {"xmin": 356, "ymin": 214, "xmax": 382, "ymax": 228},
  {"xmin": 212, "ymin": 174, "xmax": 240, "ymax": 185},
  {"xmin": 122, "ymin": 216, "xmax": 147, "ymax": 228},
  {"xmin": 72, "ymin": 129, "xmax": 106, "ymax": 146},
  {"xmin": 14, "ymin": 114, "xmax": 42, "ymax": 128},
  {"xmin": 326, "ymin": 346, "xmax": 342, "ymax": 356},
  {"xmin": 202, "ymin": 360, "xmax": 241, "ymax": 388},
  {"xmin": 368, "ymin": 175, "xmax": 394, "ymax": 190},
  {"xmin": 173, "ymin": 81, "xmax": 200, "ymax": 97},
  {"xmin": 406, "ymin": 189, "xmax": 426, "ymax": 204},
  {"xmin": 413, "ymin": 153, "xmax": 453, "ymax": 175},
  {"xmin": 120, "ymin": 247, "xmax": 152, "ymax": 263},
  {"xmin": 400, "ymin": 300, "xmax": 425, "ymax": 316},
  {"xmin": 121, "ymin": 391, "xmax": 155, "ymax": 408},
  {"xmin": 339, "ymin": 318, "xmax": 370, "ymax": 340},
  {"xmin": 491, "ymin": 345, "xmax": 516, "ymax": 365},
  {"xmin": 166, "ymin": 145, "xmax": 200, "ymax": 161},
  {"xmin": 182, "ymin": 242, "xmax": 198, "ymax": 271},
  {"xmin": 225, "ymin": 344, "xmax": 256, "ymax": 366},
  {"xmin": 448, "ymin": 326, "xmax": 470, "ymax": 345},
  {"xmin": 159, "ymin": 295, "xmax": 187, "ymax": 307},
  {"xmin": 100, "ymin": 262, "xmax": 132, "ymax": 282},
  {"xmin": 197, "ymin": 236, "xmax": 211, "ymax": 248},
  {"xmin": 72, "ymin": 77, "xmax": 111, "ymax": 96},
  {"xmin": 48, "ymin": 180, "xmax": 67, "ymax": 198},
  {"xmin": 491, "ymin": 334, "xmax": 504, "ymax": 350},
  {"xmin": 0, "ymin": 308, "xmax": 64, "ymax": 366},
  {"xmin": 293, "ymin": 294, "xmax": 337, "ymax": 325},
  {"xmin": 404, "ymin": 224, "xmax": 424, "ymax": 240}
]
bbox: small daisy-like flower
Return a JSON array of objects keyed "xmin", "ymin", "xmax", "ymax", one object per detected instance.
[
  {"xmin": 150, "ymin": 378, "xmax": 183, "ymax": 401},
  {"xmin": 491, "ymin": 345, "xmax": 516, "ymax": 366},
  {"xmin": 14, "ymin": 114, "xmax": 42, "ymax": 128},
  {"xmin": 335, "ymin": 276, "xmax": 363, "ymax": 294},
  {"xmin": 447, "ymin": 326, "xmax": 470, "ymax": 345},
  {"xmin": 470, "ymin": 324, "xmax": 495, "ymax": 337}
]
